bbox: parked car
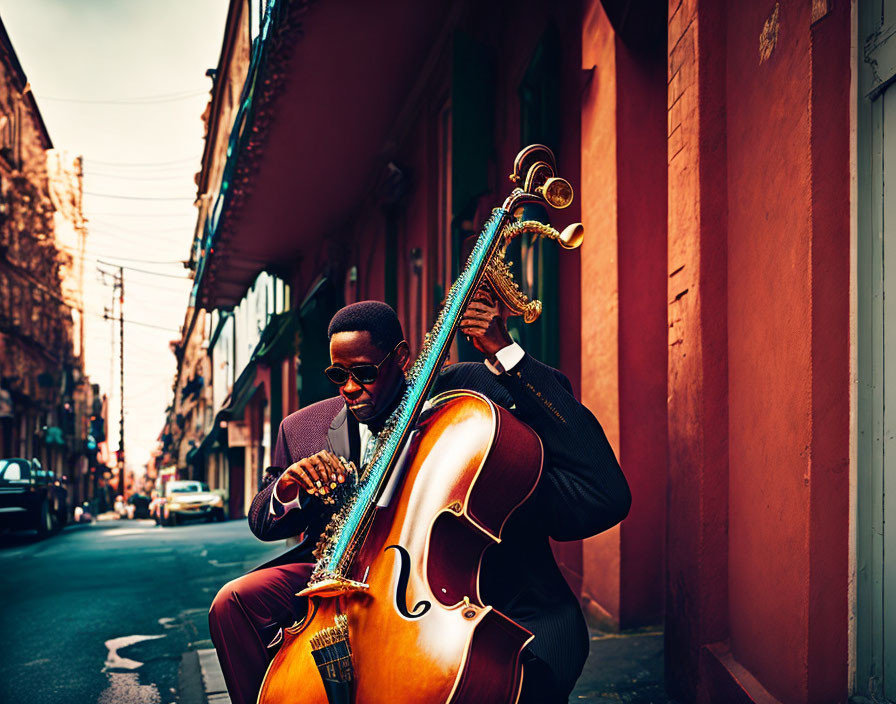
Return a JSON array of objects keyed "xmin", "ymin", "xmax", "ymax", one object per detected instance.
[
  {"xmin": 0, "ymin": 458, "xmax": 68, "ymax": 536},
  {"xmin": 159, "ymin": 480, "xmax": 225, "ymax": 526}
]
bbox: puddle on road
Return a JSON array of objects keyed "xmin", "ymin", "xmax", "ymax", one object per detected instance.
[
  {"xmin": 103, "ymin": 634, "xmax": 166, "ymax": 670},
  {"xmin": 99, "ymin": 634, "xmax": 166, "ymax": 704}
]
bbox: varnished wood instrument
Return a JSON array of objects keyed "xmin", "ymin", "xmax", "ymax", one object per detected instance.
[{"xmin": 258, "ymin": 145, "xmax": 584, "ymax": 704}]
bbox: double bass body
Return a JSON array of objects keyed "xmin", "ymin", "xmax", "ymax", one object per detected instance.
[{"xmin": 257, "ymin": 390, "xmax": 543, "ymax": 703}]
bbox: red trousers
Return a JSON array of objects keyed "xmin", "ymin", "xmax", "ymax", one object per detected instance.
[{"xmin": 208, "ymin": 562, "xmax": 313, "ymax": 704}]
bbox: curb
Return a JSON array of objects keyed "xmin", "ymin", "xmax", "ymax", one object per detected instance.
[
  {"xmin": 177, "ymin": 651, "xmax": 205, "ymax": 704},
  {"xmin": 198, "ymin": 648, "xmax": 231, "ymax": 703}
]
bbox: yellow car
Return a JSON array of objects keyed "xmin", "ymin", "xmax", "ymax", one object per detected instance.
[{"xmin": 160, "ymin": 480, "xmax": 225, "ymax": 526}]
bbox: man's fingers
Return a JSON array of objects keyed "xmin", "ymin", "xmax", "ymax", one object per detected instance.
[
  {"xmin": 312, "ymin": 453, "xmax": 336, "ymax": 494},
  {"xmin": 472, "ymin": 288, "xmax": 495, "ymax": 305},
  {"xmin": 318, "ymin": 452, "xmax": 343, "ymax": 488},
  {"xmin": 462, "ymin": 310, "xmax": 498, "ymax": 325},
  {"xmin": 466, "ymin": 302, "xmax": 498, "ymax": 316},
  {"xmin": 301, "ymin": 457, "xmax": 323, "ymax": 491},
  {"xmin": 462, "ymin": 312, "xmax": 496, "ymax": 325},
  {"xmin": 285, "ymin": 462, "xmax": 315, "ymax": 494},
  {"xmin": 460, "ymin": 323, "xmax": 489, "ymax": 335}
]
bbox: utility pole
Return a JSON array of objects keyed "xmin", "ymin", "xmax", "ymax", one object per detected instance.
[
  {"xmin": 100, "ymin": 265, "xmax": 126, "ymax": 498},
  {"xmin": 117, "ymin": 266, "xmax": 125, "ymax": 498}
]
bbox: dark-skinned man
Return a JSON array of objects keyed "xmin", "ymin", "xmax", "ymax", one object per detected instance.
[{"xmin": 209, "ymin": 291, "xmax": 630, "ymax": 704}]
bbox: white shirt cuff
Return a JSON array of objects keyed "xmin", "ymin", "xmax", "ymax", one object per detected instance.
[
  {"xmin": 269, "ymin": 472, "xmax": 302, "ymax": 516},
  {"xmin": 484, "ymin": 342, "xmax": 525, "ymax": 375}
]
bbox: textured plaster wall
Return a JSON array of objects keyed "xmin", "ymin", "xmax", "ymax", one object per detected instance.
[
  {"xmin": 726, "ymin": 2, "xmax": 813, "ymax": 700},
  {"xmin": 580, "ymin": 0, "xmax": 622, "ymax": 624},
  {"xmin": 664, "ymin": 1, "xmax": 851, "ymax": 702},
  {"xmin": 665, "ymin": 0, "xmax": 730, "ymax": 699}
]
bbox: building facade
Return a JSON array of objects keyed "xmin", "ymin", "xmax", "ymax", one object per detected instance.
[
  {"xmin": 169, "ymin": 1, "xmax": 886, "ymax": 702},
  {"xmin": 0, "ymin": 18, "xmax": 100, "ymax": 513}
]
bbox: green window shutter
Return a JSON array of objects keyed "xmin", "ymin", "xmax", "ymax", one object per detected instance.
[
  {"xmin": 451, "ymin": 30, "xmax": 494, "ymax": 230},
  {"xmin": 451, "ymin": 30, "xmax": 495, "ymax": 362},
  {"xmin": 506, "ymin": 26, "xmax": 562, "ymax": 368}
]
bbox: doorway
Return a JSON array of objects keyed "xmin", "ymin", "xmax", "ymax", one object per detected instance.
[{"xmin": 858, "ymin": 1, "xmax": 896, "ymax": 697}]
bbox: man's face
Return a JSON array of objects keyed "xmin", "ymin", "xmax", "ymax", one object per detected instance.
[{"xmin": 329, "ymin": 330, "xmax": 409, "ymax": 422}]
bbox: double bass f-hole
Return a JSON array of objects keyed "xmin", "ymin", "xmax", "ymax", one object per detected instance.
[{"xmin": 384, "ymin": 544, "xmax": 431, "ymax": 619}]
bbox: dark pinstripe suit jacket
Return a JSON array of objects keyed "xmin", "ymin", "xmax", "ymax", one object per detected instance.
[{"xmin": 247, "ymin": 353, "xmax": 630, "ymax": 695}]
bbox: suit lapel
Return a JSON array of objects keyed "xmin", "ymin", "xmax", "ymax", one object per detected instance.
[{"xmin": 327, "ymin": 403, "xmax": 356, "ymax": 464}]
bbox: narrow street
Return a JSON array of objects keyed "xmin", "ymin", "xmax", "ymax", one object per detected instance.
[
  {"xmin": 0, "ymin": 518, "xmax": 667, "ymax": 704},
  {"xmin": 0, "ymin": 519, "xmax": 281, "ymax": 704}
]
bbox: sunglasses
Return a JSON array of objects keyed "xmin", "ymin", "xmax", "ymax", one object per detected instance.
[{"xmin": 324, "ymin": 341, "xmax": 404, "ymax": 386}]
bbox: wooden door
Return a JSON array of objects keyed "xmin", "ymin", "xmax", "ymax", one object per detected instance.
[{"xmin": 859, "ymin": 1, "xmax": 896, "ymax": 697}]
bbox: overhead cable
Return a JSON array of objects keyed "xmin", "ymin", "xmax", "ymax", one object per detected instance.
[
  {"xmin": 37, "ymin": 90, "xmax": 207, "ymax": 106},
  {"xmin": 85, "ymin": 191, "xmax": 194, "ymax": 201},
  {"xmin": 84, "ymin": 155, "xmax": 201, "ymax": 168}
]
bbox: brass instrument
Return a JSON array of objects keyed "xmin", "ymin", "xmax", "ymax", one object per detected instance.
[{"xmin": 485, "ymin": 145, "xmax": 584, "ymax": 322}]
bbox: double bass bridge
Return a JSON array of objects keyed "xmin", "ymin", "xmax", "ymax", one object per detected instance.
[{"xmin": 297, "ymin": 575, "xmax": 370, "ymax": 599}]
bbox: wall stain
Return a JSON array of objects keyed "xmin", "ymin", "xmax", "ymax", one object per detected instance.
[{"xmin": 759, "ymin": 3, "xmax": 780, "ymax": 65}]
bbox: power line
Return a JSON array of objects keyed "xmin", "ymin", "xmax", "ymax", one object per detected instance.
[
  {"xmin": 89, "ymin": 218, "xmax": 195, "ymax": 234},
  {"xmin": 89, "ymin": 253, "xmax": 187, "ymax": 265},
  {"xmin": 83, "ymin": 155, "xmax": 202, "ymax": 168},
  {"xmin": 103, "ymin": 277, "xmax": 191, "ymax": 293},
  {"xmin": 97, "ymin": 260, "xmax": 192, "ymax": 279},
  {"xmin": 86, "ymin": 211, "xmax": 195, "ymax": 218},
  {"xmin": 83, "ymin": 309, "xmax": 180, "ymax": 333},
  {"xmin": 83, "ymin": 251, "xmax": 186, "ymax": 265},
  {"xmin": 88, "ymin": 225, "xmax": 194, "ymax": 241},
  {"xmin": 55, "ymin": 240, "xmax": 188, "ymax": 265},
  {"xmin": 85, "ymin": 191, "xmax": 194, "ymax": 202},
  {"xmin": 37, "ymin": 90, "xmax": 207, "ymax": 106},
  {"xmin": 86, "ymin": 172, "xmax": 197, "ymax": 182}
]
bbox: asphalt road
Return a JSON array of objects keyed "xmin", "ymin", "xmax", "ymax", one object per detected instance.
[
  {"xmin": 0, "ymin": 518, "xmax": 668, "ymax": 704},
  {"xmin": 0, "ymin": 518, "xmax": 282, "ymax": 704}
]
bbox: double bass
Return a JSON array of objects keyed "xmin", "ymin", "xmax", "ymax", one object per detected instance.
[{"xmin": 258, "ymin": 145, "xmax": 584, "ymax": 704}]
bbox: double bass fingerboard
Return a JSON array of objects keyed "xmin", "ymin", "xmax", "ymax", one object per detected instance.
[{"xmin": 312, "ymin": 206, "xmax": 512, "ymax": 582}]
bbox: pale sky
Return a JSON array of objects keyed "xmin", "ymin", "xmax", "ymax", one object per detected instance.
[{"xmin": 0, "ymin": 0, "xmax": 231, "ymax": 472}]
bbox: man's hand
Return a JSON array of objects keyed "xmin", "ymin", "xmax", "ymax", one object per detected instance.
[
  {"xmin": 459, "ymin": 287, "xmax": 514, "ymax": 359},
  {"xmin": 277, "ymin": 450, "xmax": 355, "ymax": 504}
]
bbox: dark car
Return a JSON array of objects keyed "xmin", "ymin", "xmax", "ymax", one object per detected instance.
[{"xmin": 0, "ymin": 458, "xmax": 68, "ymax": 536}]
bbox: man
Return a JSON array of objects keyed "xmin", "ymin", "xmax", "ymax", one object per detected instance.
[{"xmin": 209, "ymin": 293, "xmax": 630, "ymax": 704}]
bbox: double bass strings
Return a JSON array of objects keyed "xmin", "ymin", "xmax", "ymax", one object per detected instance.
[{"xmin": 315, "ymin": 208, "xmax": 509, "ymax": 578}]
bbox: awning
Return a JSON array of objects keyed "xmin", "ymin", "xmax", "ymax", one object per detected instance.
[
  {"xmin": 187, "ymin": 410, "xmax": 227, "ymax": 464},
  {"xmin": 253, "ymin": 309, "xmax": 300, "ymax": 364},
  {"xmin": 193, "ymin": 1, "xmax": 451, "ymax": 309}
]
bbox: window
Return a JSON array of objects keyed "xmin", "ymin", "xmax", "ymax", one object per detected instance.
[
  {"xmin": 505, "ymin": 27, "xmax": 562, "ymax": 367},
  {"xmin": 0, "ymin": 459, "xmax": 29, "ymax": 481}
]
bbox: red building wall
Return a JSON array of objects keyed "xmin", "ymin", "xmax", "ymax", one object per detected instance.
[
  {"xmin": 664, "ymin": 1, "xmax": 851, "ymax": 702},
  {"xmin": 579, "ymin": 0, "xmax": 669, "ymax": 630},
  {"xmin": 273, "ymin": 4, "xmax": 853, "ymax": 702}
]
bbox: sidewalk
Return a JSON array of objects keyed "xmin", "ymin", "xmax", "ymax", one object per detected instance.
[
  {"xmin": 572, "ymin": 628, "xmax": 669, "ymax": 703},
  {"xmin": 189, "ymin": 627, "xmax": 669, "ymax": 704}
]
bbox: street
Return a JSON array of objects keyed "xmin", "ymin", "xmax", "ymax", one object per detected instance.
[
  {"xmin": 0, "ymin": 519, "xmax": 281, "ymax": 704},
  {"xmin": 0, "ymin": 519, "xmax": 667, "ymax": 704}
]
